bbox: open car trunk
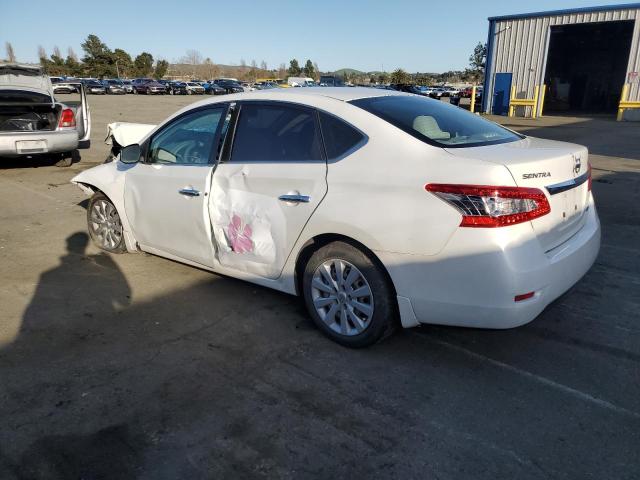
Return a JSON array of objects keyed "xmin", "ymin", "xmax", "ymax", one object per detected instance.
[{"xmin": 0, "ymin": 103, "xmax": 61, "ymax": 132}]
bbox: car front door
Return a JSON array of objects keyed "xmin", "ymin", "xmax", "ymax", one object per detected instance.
[
  {"xmin": 209, "ymin": 101, "xmax": 328, "ymax": 279},
  {"xmin": 123, "ymin": 104, "xmax": 228, "ymax": 267}
]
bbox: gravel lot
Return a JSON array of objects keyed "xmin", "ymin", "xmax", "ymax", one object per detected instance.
[{"xmin": 1, "ymin": 94, "xmax": 639, "ymax": 479}]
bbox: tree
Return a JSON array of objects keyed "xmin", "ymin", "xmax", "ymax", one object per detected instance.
[
  {"xmin": 287, "ymin": 59, "xmax": 301, "ymax": 76},
  {"xmin": 250, "ymin": 59, "xmax": 258, "ymax": 81},
  {"xmin": 81, "ymin": 34, "xmax": 115, "ymax": 77},
  {"xmin": 112, "ymin": 48, "xmax": 133, "ymax": 77},
  {"xmin": 377, "ymin": 72, "xmax": 389, "ymax": 84},
  {"xmin": 303, "ymin": 59, "xmax": 315, "ymax": 78},
  {"xmin": 260, "ymin": 60, "xmax": 267, "ymax": 71},
  {"xmin": 154, "ymin": 59, "xmax": 169, "ymax": 79},
  {"xmin": 313, "ymin": 62, "xmax": 319, "ymax": 78},
  {"xmin": 134, "ymin": 52, "xmax": 154, "ymax": 77},
  {"xmin": 65, "ymin": 53, "xmax": 82, "ymax": 77},
  {"xmin": 5, "ymin": 42, "xmax": 16, "ymax": 62},
  {"xmin": 37, "ymin": 45, "xmax": 47, "ymax": 62},
  {"xmin": 467, "ymin": 42, "xmax": 487, "ymax": 82},
  {"xmin": 278, "ymin": 63, "xmax": 287, "ymax": 79},
  {"xmin": 390, "ymin": 68, "xmax": 410, "ymax": 84},
  {"xmin": 182, "ymin": 49, "xmax": 202, "ymax": 65},
  {"xmin": 81, "ymin": 34, "xmax": 110, "ymax": 60},
  {"xmin": 67, "ymin": 47, "xmax": 78, "ymax": 62}
]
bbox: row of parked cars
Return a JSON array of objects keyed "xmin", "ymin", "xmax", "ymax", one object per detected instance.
[
  {"xmin": 384, "ymin": 84, "xmax": 483, "ymax": 99},
  {"xmin": 51, "ymin": 76, "xmax": 264, "ymax": 96}
]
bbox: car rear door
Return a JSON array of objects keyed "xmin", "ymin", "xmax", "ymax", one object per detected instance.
[
  {"xmin": 209, "ymin": 101, "xmax": 328, "ymax": 279},
  {"xmin": 123, "ymin": 104, "xmax": 229, "ymax": 267}
]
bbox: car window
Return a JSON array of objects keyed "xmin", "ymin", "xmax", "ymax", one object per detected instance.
[
  {"xmin": 230, "ymin": 103, "xmax": 323, "ymax": 162},
  {"xmin": 318, "ymin": 111, "xmax": 365, "ymax": 160},
  {"xmin": 350, "ymin": 95, "xmax": 522, "ymax": 148},
  {"xmin": 149, "ymin": 108, "xmax": 225, "ymax": 165}
]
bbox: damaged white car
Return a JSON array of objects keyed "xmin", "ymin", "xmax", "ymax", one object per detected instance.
[{"xmin": 72, "ymin": 88, "xmax": 600, "ymax": 347}]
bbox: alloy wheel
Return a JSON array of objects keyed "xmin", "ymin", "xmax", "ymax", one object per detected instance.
[
  {"xmin": 310, "ymin": 259, "xmax": 374, "ymax": 336},
  {"xmin": 89, "ymin": 199, "xmax": 123, "ymax": 250}
]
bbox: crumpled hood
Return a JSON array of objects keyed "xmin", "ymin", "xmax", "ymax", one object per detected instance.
[{"xmin": 106, "ymin": 122, "xmax": 157, "ymax": 147}]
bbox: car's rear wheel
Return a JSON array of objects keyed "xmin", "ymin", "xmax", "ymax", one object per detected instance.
[
  {"xmin": 87, "ymin": 193, "xmax": 126, "ymax": 253},
  {"xmin": 302, "ymin": 241, "xmax": 397, "ymax": 347}
]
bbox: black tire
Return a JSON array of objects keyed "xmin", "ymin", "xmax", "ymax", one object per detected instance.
[
  {"xmin": 87, "ymin": 192, "xmax": 127, "ymax": 253},
  {"xmin": 302, "ymin": 241, "xmax": 398, "ymax": 348}
]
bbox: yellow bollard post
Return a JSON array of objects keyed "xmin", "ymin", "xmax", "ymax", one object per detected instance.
[
  {"xmin": 509, "ymin": 86, "xmax": 515, "ymax": 117},
  {"xmin": 617, "ymin": 84, "xmax": 629, "ymax": 121},
  {"xmin": 532, "ymin": 85, "xmax": 540, "ymax": 119},
  {"xmin": 539, "ymin": 84, "xmax": 546, "ymax": 117},
  {"xmin": 470, "ymin": 86, "xmax": 476, "ymax": 113}
]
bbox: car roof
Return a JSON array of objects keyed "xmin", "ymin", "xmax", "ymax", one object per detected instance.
[{"xmin": 243, "ymin": 87, "xmax": 405, "ymax": 102}]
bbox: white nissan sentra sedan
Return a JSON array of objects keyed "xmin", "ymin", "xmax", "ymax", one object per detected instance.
[{"xmin": 72, "ymin": 88, "xmax": 600, "ymax": 347}]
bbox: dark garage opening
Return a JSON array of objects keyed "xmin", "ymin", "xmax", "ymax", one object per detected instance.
[{"xmin": 543, "ymin": 21, "xmax": 633, "ymax": 114}]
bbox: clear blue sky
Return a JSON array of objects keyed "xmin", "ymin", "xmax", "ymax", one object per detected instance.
[{"xmin": 1, "ymin": 0, "xmax": 637, "ymax": 72}]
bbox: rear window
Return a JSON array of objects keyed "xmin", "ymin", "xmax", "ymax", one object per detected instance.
[
  {"xmin": 350, "ymin": 95, "xmax": 521, "ymax": 148},
  {"xmin": 319, "ymin": 111, "xmax": 365, "ymax": 160}
]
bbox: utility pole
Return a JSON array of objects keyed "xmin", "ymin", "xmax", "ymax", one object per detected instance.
[{"xmin": 115, "ymin": 59, "xmax": 120, "ymax": 79}]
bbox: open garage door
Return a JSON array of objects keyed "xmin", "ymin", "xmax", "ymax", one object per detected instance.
[{"xmin": 543, "ymin": 21, "xmax": 633, "ymax": 115}]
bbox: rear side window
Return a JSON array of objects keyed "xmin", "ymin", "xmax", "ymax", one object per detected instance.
[
  {"xmin": 231, "ymin": 103, "xmax": 323, "ymax": 162},
  {"xmin": 350, "ymin": 95, "xmax": 522, "ymax": 148},
  {"xmin": 318, "ymin": 111, "xmax": 364, "ymax": 160}
]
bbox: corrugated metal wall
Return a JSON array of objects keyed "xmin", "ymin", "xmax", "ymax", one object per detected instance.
[{"xmin": 486, "ymin": 7, "xmax": 640, "ymax": 117}]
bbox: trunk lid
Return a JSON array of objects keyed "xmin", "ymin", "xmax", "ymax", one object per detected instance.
[
  {"xmin": 0, "ymin": 64, "xmax": 54, "ymax": 103},
  {"xmin": 445, "ymin": 136, "xmax": 590, "ymax": 252}
]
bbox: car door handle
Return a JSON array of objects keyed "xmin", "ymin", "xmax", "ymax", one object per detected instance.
[
  {"xmin": 179, "ymin": 188, "xmax": 200, "ymax": 197},
  {"xmin": 278, "ymin": 194, "xmax": 310, "ymax": 203}
]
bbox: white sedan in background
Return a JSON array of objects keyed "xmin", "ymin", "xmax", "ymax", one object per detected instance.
[{"xmin": 72, "ymin": 88, "xmax": 600, "ymax": 347}]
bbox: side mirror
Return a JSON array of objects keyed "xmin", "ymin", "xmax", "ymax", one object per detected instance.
[{"xmin": 120, "ymin": 144, "xmax": 142, "ymax": 164}]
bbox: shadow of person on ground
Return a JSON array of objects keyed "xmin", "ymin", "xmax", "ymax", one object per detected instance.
[{"xmin": 18, "ymin": 232, "xmax": 131, "ymax": 354}]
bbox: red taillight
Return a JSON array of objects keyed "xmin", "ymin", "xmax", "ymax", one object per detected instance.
[
  {"xmin": 58, "ymin": 108, "xmax": 76, "ymax": 128},
  {"xmin": 425, "ymin": 183, "xmax": 551, "ymax": 228},
  {"xmin": 587, "ymin": 163, "xmax": 592, "ymax": 191},
  {"xmin": 515, "ymin": 291, "xmax": 535, "ymax": 302}
]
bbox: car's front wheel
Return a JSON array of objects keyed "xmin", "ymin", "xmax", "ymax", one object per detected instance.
[
  {"xmin": 302, "ymin": 241, "xmax": 397, "ymax": 347},
  {"xmin": 87, "ymin": 193, "xmax": 126, "ymax": 253}
]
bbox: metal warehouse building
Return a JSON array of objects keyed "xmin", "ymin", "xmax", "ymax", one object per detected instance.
[{"xmin": 482, "ymin": 3, "xmax": 640, "ymax": 120}]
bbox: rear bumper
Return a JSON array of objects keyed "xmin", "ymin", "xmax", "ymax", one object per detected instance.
[
  {"xmin": 0, "ymin": 130, "xmax": 79, "ymax": 157},
  {"xmin": 379, "ymin": 195, "xmax": 601, "ymax": 329}
]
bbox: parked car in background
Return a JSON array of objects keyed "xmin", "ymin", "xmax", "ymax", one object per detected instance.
[
  {"xmin": 184, "ymin": 82, "xmax": 205, "ymax": 95},
  {"xmin": 204, "ymin": 82, "xmax": 226, "ymax": 95},
  {"xmin": 445, "ymin": 86, "xmax": 460, "ymax": 96},
  {"xmin": 254, "ymin": 82, "xmax": 278, "ymax": 90},
  {"xmin": 319, "ymin": 75, "xmax": 344, "ymax": 87},
  {"xmin": 156, "ymin": 79, "xmax": 172, "ymax": 94},
  {"xmin": 1, "ymin": 64, "xmax": 90, "ymax": 167},
  {"xmin": 213, "ymin": 79, "xmax": 244, "ymax": 94},
  {"xmin": 287, "ymin": 77, "xmax": 315, "ymax": 87},
  {"xmin": 429, "ymin": 87, "xmax": 447, "ymax": 98},
  {"xmin": 72, "ymin": 87, "xmax": 599, "ymax": 348},
  {"xmin": 51, "ymin": 77, "xmax": 79, "ymax": 94},
  {"xmin": 168, "ymin": 81, "xmax": 188, "ymax": 95},
  {"xmin": 102, "ymin": 79, "xmax": 126, "ymax": 95},
  {"xmin": 390, "ymin": 84, "xmax": 428, "ymax": 96},
  {"xmin": 132, "ymin": 78, "xmax": 166, "ymax": 95},
  {"xmin": 82, "ymin": 79, "xmax": 106, "ymax": 95},
  {"xmin": 121, "ymin": 79, "xmax": 134, "ymax": 93}
]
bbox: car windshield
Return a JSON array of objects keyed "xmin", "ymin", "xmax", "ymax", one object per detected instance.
[{"xmin": 350, "ymin": 95, "xmax": 522, "ymax": 148}]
